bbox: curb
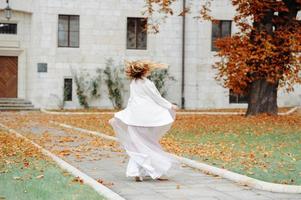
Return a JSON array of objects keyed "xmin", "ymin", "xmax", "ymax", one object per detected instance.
[
  {"xmin": 171, "ymin": 155, "xmax": 301, "ymax": 194},
  {"xmin": 50, "ymin": 121, "xmax": 118, "ymax": 141},
  {"xmin": 0, "ymin": 123, "xmax": 126, "ymax": 200},
  {"xmin": 278, "ymin": 106, "xmax": 299, "ymax": 115},
  {"xmin": 41, "ymin": 108, "xmax": 114, "ymax": 115},
  {"xmin": 41, "ymin": 107, "xmax": 299, "ymax": 116},
  {"xmin": 52, "ymin": 122, "xmax": 301, "ymax": 194}
]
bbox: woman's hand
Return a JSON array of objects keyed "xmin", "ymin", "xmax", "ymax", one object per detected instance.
[{"xmin": 171, "ymin": 104, "xmax": 179, "ymax": 111}]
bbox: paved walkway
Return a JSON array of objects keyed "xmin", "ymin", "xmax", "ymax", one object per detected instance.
[{"xmin": 1, "ymin": 112, "xmax": 301, "ymax": 200}]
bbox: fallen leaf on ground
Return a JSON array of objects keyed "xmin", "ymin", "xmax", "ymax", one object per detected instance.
[
  {"xmin": 72, "ymin": 176, "xmax": 84, "ymax": 184},
  {"xmin": 36, "ymin": 174, "xmax": 44, "ymax": 179},
  {"xmin": 13, "ymin": 176, "xmax": 22, "ymax": 180}
]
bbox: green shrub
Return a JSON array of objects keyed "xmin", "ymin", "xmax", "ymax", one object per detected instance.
[
  {"xmin": 71, "ymin": 69, "xmax": 89, "ymax": 108},
  {"xmin": 149, "ymin": 69, "xmax": 176, "ymax": 97},
  {"xmin": 89, "ymin": 68, "xmax": 102, "ymax": 98},
  {"xmin": 103, "ymin": 59, "xmax": 126, "ymax": 109}
]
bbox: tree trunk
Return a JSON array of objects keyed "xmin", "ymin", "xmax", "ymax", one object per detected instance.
[
  {"xmin": 246, "ymin": 5, "xmax": 277, "ymax": 117},
  {"xmin": 246, "ymin": 1, "xmax": 299, "ymax": 116},
  {"xmin": 246, "ymin": 79, "xmax": 278, "ymax": 116}
]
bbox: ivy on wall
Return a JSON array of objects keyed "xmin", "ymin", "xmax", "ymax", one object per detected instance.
[
  {"xmin": 103, "ymin": 59, "xmax": 126, "ymax": 109},
  {"xmin": 68, "ymin": 58, "xmax": 174, "ymax": 109},
  {"xmin": 149, "ymin": 69, "xmax": 175, "ymax": 97}
]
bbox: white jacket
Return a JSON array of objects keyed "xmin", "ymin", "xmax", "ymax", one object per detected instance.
[{"xmin": 114, "ymin": 77, "xmax": 175, "ymax": 127}]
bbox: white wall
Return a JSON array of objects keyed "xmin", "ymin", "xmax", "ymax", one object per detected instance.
[
  {"xmin": 23, "ymin": 0, "xmax": 185, "ymax": 109},
  {"xmin": 0, "ymin": 0, "xmax": 300, "ymax": 109}
]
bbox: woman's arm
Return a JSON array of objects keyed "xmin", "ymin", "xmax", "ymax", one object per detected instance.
[{"xmin": 144, "ymin": 80, "xmax": 173, "ymax": 109}]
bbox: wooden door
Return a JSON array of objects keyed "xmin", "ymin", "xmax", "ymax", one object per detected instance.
[{"xmin": 0, "ymin": 56, "xmax": 18, "ymax": 98}]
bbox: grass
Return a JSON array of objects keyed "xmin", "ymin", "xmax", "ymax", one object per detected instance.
[
  {"xmin": 168, "ymin": 130, "xmax": 301, "ymax": 185},
  {"xmin": 0, "ymin": 160, "xmax": 106, "ymax": 200},
  {"xmin": 164, "ymin": 114, "xmax": 301, "ymax": 185},
  {"xmin": 0, "ymin": 131, "xmax": 106, "ymax": 200}
]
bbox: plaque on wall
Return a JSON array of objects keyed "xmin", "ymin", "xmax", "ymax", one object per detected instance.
[{"xmin": 37, "ymin": 63, "xmax": 47, "ymax": 73}]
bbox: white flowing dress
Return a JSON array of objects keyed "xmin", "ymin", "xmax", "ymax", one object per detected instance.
[{"xmin": 109, "ymin": 77, "xmax": 176, "ymax": 179}]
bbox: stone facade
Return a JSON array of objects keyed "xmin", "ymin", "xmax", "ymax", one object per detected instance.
[{"xmin": 0, "ymin": 0, "xmax": 300, "ymax": 109}]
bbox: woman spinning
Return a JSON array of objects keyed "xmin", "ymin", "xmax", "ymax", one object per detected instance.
[{"xmin": 109, "ymin": 60, "xmax": 178, "ymax": 182}]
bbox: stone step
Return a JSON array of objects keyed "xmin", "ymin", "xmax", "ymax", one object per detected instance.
[
  {"xmin": 0, "ymin": 104, "xmax": 34, "ymax": 107},
  {"xmin": 0, "ymin": 98, "xmax": 26, "ymax": 101},
  {"xmin": 0, "ymin": 98, "xmax": 37, "ymax": 111},
  {"xmin": 0, "ymin": 107, "xmax": 39, "ymax": 111},
  {"xmin": 0, "ymin": 101, "xmax": 32, "ymax": 104}
]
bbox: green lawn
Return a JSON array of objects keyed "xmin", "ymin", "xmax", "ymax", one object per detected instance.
[
  {"xmin": 165, "ymin": 114, "xmax": 301, "ymax": 185},
  {"xmin": 169, "ymin": 131, "xmax": 301, "ymax": 185},
  {"xmin": 0, "ymin": 131, "xmax": 105, "ymax": 200}
]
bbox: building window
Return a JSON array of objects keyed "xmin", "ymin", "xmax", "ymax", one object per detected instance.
[
  {"xmin": 211, "ymin": 20, "xmax": 232, "ymax": 51},
  {"xmin": 229, "ymin": 90, "xmax": 248, "ymax": 104},
  {"xmin": 127, "ymin": 17, "xmax": 147, "ymax": 50},
  {"xmin": 64, "ymin": 78, "xmax": 73, "ymax": 101},
  {"xmin": 58, "ymin": 15, "xmax": 80, "ymax": 47},
  {"xmin": 0, "ymin": 23, "xmax": 17, "ymax": 34}
]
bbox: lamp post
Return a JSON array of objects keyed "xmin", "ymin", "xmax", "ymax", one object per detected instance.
[{"xmin": 4, "ymin": 0, "xmax": 12, "ymax": 20}]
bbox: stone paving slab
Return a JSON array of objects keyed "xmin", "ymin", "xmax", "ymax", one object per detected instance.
[{"xmin": 0, "ymin": 112, "xmax": 301, "ymax": 200}]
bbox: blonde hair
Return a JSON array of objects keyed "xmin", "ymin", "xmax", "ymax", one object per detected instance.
[{"xmin": 125, "ymin": 60, "xmax": 150, "ymax": 80}]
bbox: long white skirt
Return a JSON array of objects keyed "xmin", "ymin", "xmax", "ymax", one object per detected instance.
[{"xmin": 109, "ymin": 117, "xmax": 176, "ymax": 179}]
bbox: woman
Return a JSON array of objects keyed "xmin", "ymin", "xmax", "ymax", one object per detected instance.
[{"xmin": 109, "ymin": 60, "xmax": 178, "ymax": 182}]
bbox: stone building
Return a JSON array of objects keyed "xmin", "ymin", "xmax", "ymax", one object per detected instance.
[{"xmin": 0, "ymin": 0, "xmax": 300, "ymax": 109}]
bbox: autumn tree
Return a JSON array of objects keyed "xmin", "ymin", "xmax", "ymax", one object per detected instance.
[{"xmin": 145, "ymin": 0, "xmax": 301, "ymax": 116}]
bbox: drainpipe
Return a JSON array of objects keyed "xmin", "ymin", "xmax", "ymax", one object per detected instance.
[{"xmin": 181, "ymin": 0, "xmax": 186, "ymax": 109}]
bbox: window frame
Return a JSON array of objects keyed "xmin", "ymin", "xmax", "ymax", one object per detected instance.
[
  {"xmin": 211, "ymin": 20, "xmax": 232, "ymax": 51},
  {"xmin": 126, "ymin": 17, "xmax": 147, "ymax": 50},
  {"xmin": 58, "ymin": 15, "xmax": 80, "ymax": 48},
  {"xmin": 229, "ymin": 89, "xmax": 248, "ymax": 104},
  {"xmin": 63, "ymin": 78, "xmax": 73, "ymax": 102}
]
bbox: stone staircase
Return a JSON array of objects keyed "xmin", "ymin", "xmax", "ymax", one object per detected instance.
[{"xmin": 0, "ymin": 98, "xmax": 38, "ymax": 111}]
